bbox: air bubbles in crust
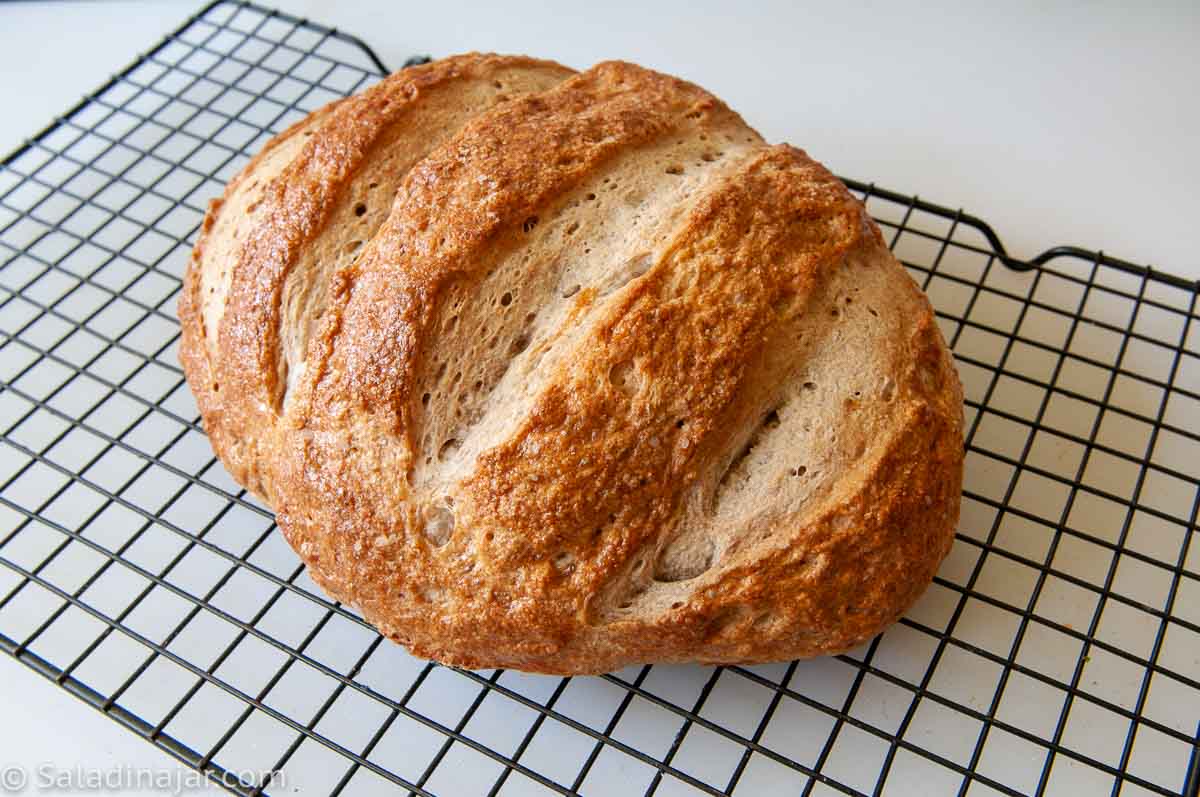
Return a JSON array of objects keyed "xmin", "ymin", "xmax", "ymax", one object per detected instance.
[
  {"xmin": 707, "ymin": 607, "xmax": 743, "ymax": 636},
  {"xmin": 438, "ymin": 438, "xmax": 461, "ymax": 461},
  {"xmin": 609, "ymin": 360, "xmax": 637, "ymax": 395},
  {"xmin": 509, "ymin": 333, "xmax": 531, "ymax": 356},
  {"xmin": 422, "ymin": 499, "xmax": 455, "ymax": 547},
  {"xmin": 653, "ymin": 535, "xmax": 715, "ymax": 583}
]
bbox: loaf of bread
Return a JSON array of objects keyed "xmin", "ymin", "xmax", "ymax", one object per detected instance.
[{"xmin": 178, "ymin": 53, "xmax": 963, "ymax": 674}]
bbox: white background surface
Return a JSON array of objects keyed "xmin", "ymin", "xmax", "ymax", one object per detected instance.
[
  {"xmin": 1, "ymin": 1, "xmax": 1197, "ymax": 279},
  {"xmin": 0, "ymin": 0, "xmax": 1197, "ymax": 792}
]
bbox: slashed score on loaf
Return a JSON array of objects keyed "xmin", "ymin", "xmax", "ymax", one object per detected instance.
[{"xmin": 178, "ymin": 53, "xmax": 964, "ymax": 674}]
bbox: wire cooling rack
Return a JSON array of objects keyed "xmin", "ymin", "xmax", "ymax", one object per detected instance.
[{"xmin": 1, "ymin": 2, "xmax": 1198, "ymax": 795}]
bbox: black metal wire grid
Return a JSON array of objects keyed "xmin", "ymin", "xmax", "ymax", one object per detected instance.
[{"xmin": 0, "ymin": 2, "xmax": 1197, "ymax": 795}]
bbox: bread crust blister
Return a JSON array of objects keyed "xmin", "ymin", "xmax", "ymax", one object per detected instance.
[{"xmin": 179, "ymin": 53, "xmax": 963, "ymax": 674}]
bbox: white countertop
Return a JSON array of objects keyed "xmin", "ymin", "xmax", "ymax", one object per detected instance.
[{"xmin": 1, "ymin": 1, "xmax": 1197, "ymax": 792}]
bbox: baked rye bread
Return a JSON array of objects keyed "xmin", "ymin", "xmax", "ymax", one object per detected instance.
[{"xmin": 179, "ymin": 53, "xmax": 964, "ymax": 674}]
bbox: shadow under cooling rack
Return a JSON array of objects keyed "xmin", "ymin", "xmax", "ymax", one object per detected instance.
[{"xmin": 0, "ymin": 2, "xmax": 1198, "ymax": 796}]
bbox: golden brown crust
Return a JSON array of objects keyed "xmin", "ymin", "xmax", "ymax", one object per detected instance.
[
  {"xmin": 178, "ymin": 98, "xmax": 343, "ymax": 500},
  {"xmin": 180, "ymin": 54, "xmax": 575, "ymax": 500},
  {"xmin": 179, "ymin": 55, "xmax": 964, "ymax": 674}
]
